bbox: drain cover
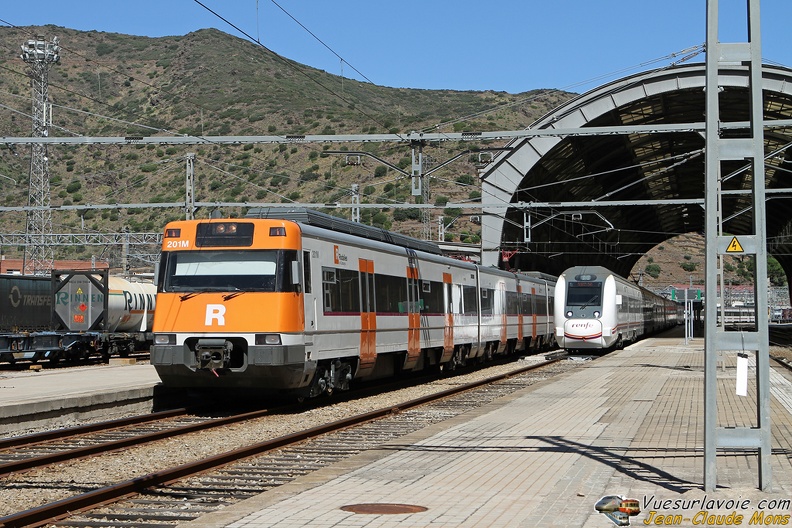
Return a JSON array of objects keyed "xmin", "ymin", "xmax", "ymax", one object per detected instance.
[{"xmin": 341, "ymin": 503, "xmax": 428, "ymax": 515}]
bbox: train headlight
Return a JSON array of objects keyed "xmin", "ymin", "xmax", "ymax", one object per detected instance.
[
  {"xmin": 154, "ymin": 334, "xmax": 175, "ymax": 345},
  {"xmin": 255, "ymin": 334, "xmax": 282, "ymax": 345},
  {"xmin": 593, "ymin": 311, "xmax": 601, "ymax": 318},
  {"xmin": 566, "ymin": 310, "xmax": 573, "ymax": 318}
]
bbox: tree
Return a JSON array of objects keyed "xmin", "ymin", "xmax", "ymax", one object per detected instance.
[
  {"xmin": 768, "ymin": 256, "xmax": 788, "ymax": 286},
  {"xmin": 645, "ymin": 263, "xmax": 661, "ymax": 278},
  {"xmin": 680, "ymin": 261, "xmax": 697, "ymax": 272}
]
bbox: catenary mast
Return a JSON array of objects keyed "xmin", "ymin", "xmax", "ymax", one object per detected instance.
[{"xmin": 20, "ymin": 36, "xmax": 59, "ymax": 275}]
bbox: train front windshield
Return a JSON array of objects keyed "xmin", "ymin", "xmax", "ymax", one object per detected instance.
[
  {"xmin": 566, "ymin": 282, "xmax": 602, "ymax": 307},
  {"xmin": 160, "ymin": 249, "xmax": 297, "ymax": 293}
]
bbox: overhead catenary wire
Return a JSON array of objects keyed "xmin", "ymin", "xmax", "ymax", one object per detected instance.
[
  {"xmin": 0, "ymin": 14, "xmax": 770, "ymax": 262},
  {"xmin": 6, "ymin": 6, "xmax": 427, "ymax": 216},
  {"xmin": 268, "ymin": 0, "xmax": 376, "ymax": 86},
  {"xmin": 191, "ymin": 0, "xmax": 401, "ymax": 138}
]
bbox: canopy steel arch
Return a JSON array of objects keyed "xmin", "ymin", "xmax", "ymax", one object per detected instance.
[{"xmin": 477, "ymin": 62, "xmax": 792, "ymax": 280}]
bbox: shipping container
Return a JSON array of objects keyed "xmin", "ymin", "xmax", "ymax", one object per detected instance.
[{"xmin": 0, "ymin": 275, "xmax": 53, "ymax": 332}]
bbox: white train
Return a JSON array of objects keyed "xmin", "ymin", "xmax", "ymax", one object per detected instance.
[{"xmin": 554, "ymin": 266, "xmax": 678, "ymax": 352}]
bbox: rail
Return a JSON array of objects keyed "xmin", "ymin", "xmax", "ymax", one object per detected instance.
[{"xmin": 0, "ymin": 358, "xmax": 559, "ymax": 527}]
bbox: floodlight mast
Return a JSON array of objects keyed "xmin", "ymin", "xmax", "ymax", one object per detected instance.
[{"xmin": 20, "ymin": 36, "xmax": 60, "ymax": 275}]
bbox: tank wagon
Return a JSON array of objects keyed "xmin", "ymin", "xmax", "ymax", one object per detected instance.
[
  {"xmin": 151, "ymin": 209, "xmax": 556, "ymax": 398},
  {"xmin": 52, "ymin": 271, "xmax": 156, "ymax": 358},
  {"xmin": 554, "ymin": 265, "xmax": 678, "ymax": 352},
  {"xmin": 0, "ymin": 272, "xmax": 156, "ymax": 364}
]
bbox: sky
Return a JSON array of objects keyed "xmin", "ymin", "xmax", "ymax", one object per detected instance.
[{"xmin": 2, "ymin": 1, "xmax": 792, "ymax": 94}]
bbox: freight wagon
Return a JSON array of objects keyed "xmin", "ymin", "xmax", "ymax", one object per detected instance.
[{"xmin": 0, "ymin": 271, "xmax": 156, "ymax": 365}]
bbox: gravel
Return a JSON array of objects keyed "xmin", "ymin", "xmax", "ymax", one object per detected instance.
[
  {"xmin": 0, "ymin": 356, "xmax": 574, "ymax": 516},
  {"xmin": 2, "ymin": 346, "xmax": 790, "ymax": 518}
]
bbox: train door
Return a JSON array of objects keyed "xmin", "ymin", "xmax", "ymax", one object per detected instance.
[
  {"xmin": 302, "ymin": 249, "xmax": 317, "ymax": 333},
  {"xmin": 498, "ymin": 281, "xmax": 508, "ymax": 353},
  {"xmin": 531, "ymin": 285, "xmax": 539, "ymax": 344},
  {"xmin": 516, "ymin": 284, "xmax": 524, "ymax": 349},
  {"xmin": 404, "ymin": 250, "xmax": 421, "ymax": 370},
  {"xmin": 443, "ymin": 272, "xmax": 454, "ymax": 362},
  {"xmin": 519, "ymin": 286, "xmax": 531, "ymax": 349},
  {"xmin": 358, "ymin": 258, "xmax": 376, "ymax": 375}
]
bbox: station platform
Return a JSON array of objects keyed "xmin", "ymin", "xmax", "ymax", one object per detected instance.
[
  {"xmin": 0, "ymin": 362, "xmax": 161, "ymax": 435},
  {"xmin": 185, "ymin": 333, "xmax": 792, "ymax": 528}
]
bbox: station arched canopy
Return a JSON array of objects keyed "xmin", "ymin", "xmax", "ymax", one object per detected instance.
[{"xmin": 480, "ymin": 63, "xmax": 792, "ymax": 283}]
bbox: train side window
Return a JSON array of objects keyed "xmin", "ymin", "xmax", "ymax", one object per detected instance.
[
  {"xmin": 156, "ymin": 252, "xmax": 169, "ymax": 292},
  {"xmin": 321, "ymin": 267, "xmax": 360, "ymax": 314},
  {"xmin": 462, "ymin": 285, "xmax": 478, "ymax": 315},
  {"xmin": 506, "ymin": 291, "xmax": 519, "ymax": 315},
  {"xmin": 520, "ymin": 292, "xmax": 531, "ymax": 315},
  {"xmin": 337, "ymin": 269, "xmax": 361, "ymax": 313},
  {"xmin": 374, "ymin": 273, "xmax": 406, "ymax": 314},
  {"xmin": 322, "ymin": 268, "xmax": 336, "ymax": 312},
  {"xmin": 536, "ymin": 295, "xmax": 546, "ymax": 316},
  {"xmin": 303, "ymin": 251, "xmax": 312, "ymax": 294},
  {"xmin": 480, "ymin": 288, "xmax": 494, "ymax": 315},
  {"xmin": 419, "ymin": 279, "xmax": 443, "ymax": 314}
]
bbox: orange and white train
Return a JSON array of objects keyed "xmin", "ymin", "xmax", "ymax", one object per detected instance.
[{"xmin": 151, "ymin": 209, "xmax": 556, "ymax": 398}]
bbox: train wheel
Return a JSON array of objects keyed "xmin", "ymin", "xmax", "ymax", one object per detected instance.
[
  {"xmin": 447, "ymin": 346, "xmax": 464, "ymax": 371},
  {"xmin": 119, "ymin": 343, "xmax": 133, "ymax": 358},
  {"xmin": 477, "ymin": 352, "xmax": 487, "ymax": 365}
]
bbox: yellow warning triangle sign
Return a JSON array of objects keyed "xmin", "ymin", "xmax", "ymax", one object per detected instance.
[{"xmin": 726, "ymin": 236, "xmax": 744, "ymax": 253}]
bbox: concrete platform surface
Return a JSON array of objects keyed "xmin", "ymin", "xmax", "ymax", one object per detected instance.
[
  {"xmin": 0, "ymin": 363, "xmax": 161, "ymax": 433},
  {"xmin": 182, "ymin": 334, "xmax": 792, "ymax": 528}
]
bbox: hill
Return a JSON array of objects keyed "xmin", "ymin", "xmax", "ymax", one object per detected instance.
[
  {"xmin": 0, "ymin": 26, "xmax": 573, "ymax": 268},
  {"xmin": 633, "ymin": 232, "xmax": 788, "ymax": 297},
  {"xmin": 2, "ymin": 25, "xmax": 782, "ymax": 293}
]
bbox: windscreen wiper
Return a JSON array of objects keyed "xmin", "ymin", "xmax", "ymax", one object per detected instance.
[
  {"xmin": 179, "ymin": 291, "xmax": 202, "ymax": 301},
  {"xmin": 580, "ymin": 295, "xmax": 600, "ymax": 309},
  {"xmin": 222, "ymin": 289, "xmax": 247, "ymax": 301}
]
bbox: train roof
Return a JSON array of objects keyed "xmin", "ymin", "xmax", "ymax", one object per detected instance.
[
  {"xmin": 516, "ymin": 270, "xmax": 558, "ymax": 282},
  {"xmin": 245, "ymin": 207, "xmax": 443, "ymax": 255}
]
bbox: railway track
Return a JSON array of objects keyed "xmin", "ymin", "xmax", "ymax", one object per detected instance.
[
  {"xmin": 0, "ymin": 352, "xmax": 151, "ymax": 372},
  {"xmin": 0, "ymin": 406, "xmax": 277, "ymax": 478},
  {"xmin": 770, "ymin": 324, "xmax": 792, "ymax": 348},
  {"xmin": 0, "ymin": 356, "xmax": 573, "ymax": 527},
  {"xmin": 0, "ymin": 362, "xmax": 496, "ymax": 478}
]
